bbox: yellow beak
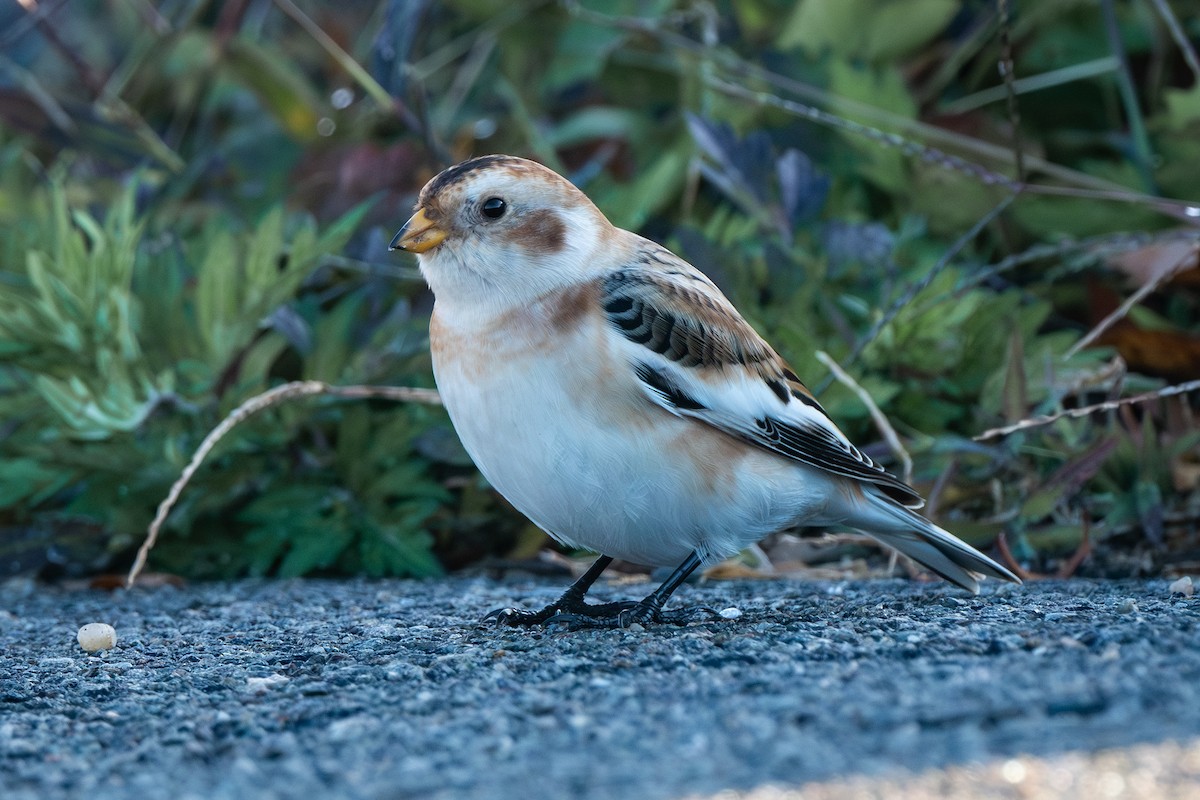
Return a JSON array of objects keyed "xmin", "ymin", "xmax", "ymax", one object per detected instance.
[{"xmin": 389, "ymin": 207, "xmax": 447, "ymax": 254}]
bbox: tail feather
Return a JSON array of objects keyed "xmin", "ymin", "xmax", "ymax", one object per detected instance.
[{"xmin": 851, "ymin": 490, "xmax": 1022, "ymax": 594}]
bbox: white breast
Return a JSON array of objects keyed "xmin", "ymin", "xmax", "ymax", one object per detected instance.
[{"xmin": 429, "ymin": 296, "xmax": 832, "ymax": 566}]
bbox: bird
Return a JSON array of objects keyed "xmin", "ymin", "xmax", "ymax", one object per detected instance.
[{"xmin": 390, "ymin": 154, "xmax": 1021, "ymax": 628}]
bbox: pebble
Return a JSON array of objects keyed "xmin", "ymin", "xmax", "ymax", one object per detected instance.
[
  {"xmin": 1168, "ymin": 576, "xmax": 1194, "ymax": 597},
  {"xmin": 245, "ymin": 674, "xmax": 289, "ymax": 692},
  {"xmin": 76, "ymin": 623, "xmax": 117, "ymax": 652}
]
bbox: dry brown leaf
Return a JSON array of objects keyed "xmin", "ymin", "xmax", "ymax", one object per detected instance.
[
  {"xmin": 1173, "ymin": 452, "xmax": 1200, "ymax": 493},
  {"xmin": 1095, "ymin": 322, "xmax": 1200, "ymax": 383},
  {"xmin": 703, "ymin": 561, "xmax": 775, "ymax": 581},
  {"xmin": 90, "ymin": 572, "xmax": 185, "ymax": 591},
  {"xmin": 1108, "ymin": 239, "xmax": 1200, "ymax": 287}
]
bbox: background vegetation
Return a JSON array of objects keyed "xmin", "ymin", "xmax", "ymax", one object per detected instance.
[{"xmin": 1, "ymin": 0, "xmax": 1197, "ymax": 582}]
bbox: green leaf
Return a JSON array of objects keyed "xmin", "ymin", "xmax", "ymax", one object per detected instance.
[
  {"xmin": 360, "ymin": 518, "xmax": 443, "ymax": 578},
  {"xmin": 305, "ymin": 291, "xmax": 363, "ymax": 383},
  {"xmin": 827, "ymin": 61, "xmax": 916, "ymax": 193},
  {"xmin": 545, "ymin": 107, "xmax": 649, "ymax": 149},
  {"xmin": 1011, "ymin": 161, "xmax": 1163, "ymax": 237},
  {"xmin": 278, "ymin": 521, "xmax": 355, "ymax": 577},
  {"xmin": 780, "ymin": 0, "xmax": 960, "ymax": 62},
  {"xmin": 593, "ymin": 142, "xmax": 690, "ymax": 231},
  {"xmin": 1001, "ymin": 327, "xmax": 1028, "ymax": 424},
  {"xmin": 1134, "ymin": 479, "xmax": 1164, "ymax": 544},
  {"xmin": 195, "ymin": 230, "xmax": 240, "ymax": 365},
  {"xmin": 1024, "ymin": 524, "xmax": 1085, "ymax": 553},
  {"xmin": 315, "ymin": 201, "xmax": 373, "ymax": 255},
  {"xmin": 542, "ymin": 0, "xmax": 673, "ymax": 91},
  {"xmin": 1161, "ymin": 85, "xmax": 1200, "ymax": 132},
  {"xmin": 0, "ymin": 458, "xmax": 74, "ymax": 507}
]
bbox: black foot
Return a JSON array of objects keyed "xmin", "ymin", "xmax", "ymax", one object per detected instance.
[
  {"xmin": 546, "ymin": 603, "xmax": 720, "ymax": 630},
  {"xmin": 482, "ymin": 551, "xmax": 716, "ymax": 631},
  {"xmin": 483, "ymin": 597, "xmax": 638, "ymax": 627}
]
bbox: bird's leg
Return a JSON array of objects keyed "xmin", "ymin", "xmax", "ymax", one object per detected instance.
[
  {"xmin": 548, "ymin": 551, "xmax": 719, "ymax": 629},
  {"xmin": 483, "ymin": 555, "xmax": 636, "ymax": 626}
]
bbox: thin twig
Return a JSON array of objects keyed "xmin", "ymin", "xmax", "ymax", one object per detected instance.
[
  {"xmin": 997, "ymin": 0, "xmax": 1026, "ymax": 182},
  {"xmin": 941, "ymin": 57, "xmax": 1119, "ymax": 114},
  {"xmin": 924, "ymin": 458, "xmax": 958, "ymax": 521},
  {"xmin": 974, "ymin": 378, "xmax": 1200, "ymax": 441},
  {"xmin": 126, "ymin": 380, "xmax": 442, "ymax": 588},
  {"xmin": 320, "ymin": 384, "xmax": 441, "ymax": 403},
  {"xmin": 948, "ymin": 229, "xmax": 1200, "ymax": 302},
  {"xmin": 815, "ymin": 351, "xmax": 913, "ymax": 485},
  {"xmin": 1100, "ymin": 0, "xmax": 1157, "ymax": 192},
  {"xmin": 1065, "ymin": 241, "xmax": 1199, "ymax": 357},
  {"xmin": 1147, "ymin": 0, "xmax": 1200, "ymax": 84},
  {"xmin": 1056, "ymin": 515, "xmax": 1092, "ymax": 579},
  {"xmin": 995, "ymin": 531, "xmax": 1034, "ymax": 581},
  {"xmin": 997, "ymin": 516, "xmax": 1092, "ymax": 582},
  {"xmin": 711, "ymin": 78, "xmax": 1019, "ymax": 190}
]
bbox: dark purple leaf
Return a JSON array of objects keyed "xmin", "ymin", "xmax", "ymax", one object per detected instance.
[
  {"xmin": 776, "ymin": 148, "xmax": 828, "ymax": 225},
  {"xmin": 266, "ymin": 305, "xmax": 313, "ymax": 354}
]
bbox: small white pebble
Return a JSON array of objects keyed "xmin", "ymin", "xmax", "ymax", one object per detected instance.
[
  {"xmin": 718, "ymin": 607, "xmax": 742, "ymax": 619},
  {"xmin": 1115, "ymin": 599, "xmax": 1138, "ymax": 614},
  {"xmin": 77, "ymin": 623, "xmax": 117, "ymax": 652},
  {"xmin": 1001, "ymin": 758, "xmax": 1027, "ymax": 783},
  {"xmin": 1168, "ymin": 576, "xmax": 1194, "ymax": 597},
  {"xmin": 246, "ymin": 674, "xmax": 289, "ymax": 692}
]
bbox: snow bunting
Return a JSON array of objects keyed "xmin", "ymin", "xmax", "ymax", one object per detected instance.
[{"xmin": 391, "ymin": 155, "xmax": 1020, "ymax": 628}]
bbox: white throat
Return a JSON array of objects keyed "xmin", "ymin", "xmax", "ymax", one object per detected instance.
[{"xmin": 419, "ymin": 206, "xmax": 609, "ymax": 326}]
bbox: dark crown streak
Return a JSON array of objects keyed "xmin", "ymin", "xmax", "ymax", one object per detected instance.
[{"xmin": 422, "ymin": 155, "xmax": 527, "ymax": 201}]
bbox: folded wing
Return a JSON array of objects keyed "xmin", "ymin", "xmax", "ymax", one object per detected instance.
[{"xmin": 601, "ymin": 249, "xmax": 922, "ymax": 509}]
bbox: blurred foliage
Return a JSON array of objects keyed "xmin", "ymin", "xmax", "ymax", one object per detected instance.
[{"xmin": 0, "ymin": 0, "xmax": 1198, "ymax": 579}]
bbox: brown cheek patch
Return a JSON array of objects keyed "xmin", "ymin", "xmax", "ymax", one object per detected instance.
[{"xmin": 508, "ymin": 210, "xmax": 567, "ymax": 255}]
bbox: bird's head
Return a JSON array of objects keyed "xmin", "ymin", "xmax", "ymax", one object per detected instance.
[{"xmin": 391, "ymin": 155, "xmax": 613, "ymax": 316}]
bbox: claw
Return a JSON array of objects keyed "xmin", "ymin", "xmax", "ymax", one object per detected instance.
[
  {"xmin": 611, "ymin": 603, "xmax": 721, "ymax": 628},
  {"xmin": 481, "ymin": 606, "xmax": 550, "ymax": 627}
]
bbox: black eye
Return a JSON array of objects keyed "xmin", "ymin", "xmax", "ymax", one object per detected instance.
[{"xmin": 481, "ymin": 197, "xmax": 507, "ymax": 219}]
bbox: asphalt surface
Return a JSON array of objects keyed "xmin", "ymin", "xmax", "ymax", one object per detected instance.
[{"xmin": 1, "ymin": 574, "xmax": 1198, "ymax": 799}]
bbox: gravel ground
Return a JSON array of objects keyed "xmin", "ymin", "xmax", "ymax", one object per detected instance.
[{"xmin": 1, "ymin": 575, "xmax": 1198, "ymax": 799}]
